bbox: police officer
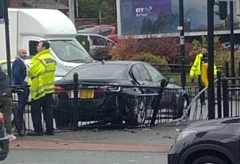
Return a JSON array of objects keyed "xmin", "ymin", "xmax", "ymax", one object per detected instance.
[
  {"xmin": 27, "ymin": 40, "xmax": 56, "ymax": 136},
  {"xmin": 190, "ymin": 46, "xmax": 217, "ymax": 105}
]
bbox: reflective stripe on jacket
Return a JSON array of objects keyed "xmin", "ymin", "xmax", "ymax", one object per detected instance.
[
  {"xmin": 190, "ymin": 53, "xmax": 217, "ymax": 77},
  {"xmin": 28, "ymin": 49, "xmax": 56, "ymax": 100}
]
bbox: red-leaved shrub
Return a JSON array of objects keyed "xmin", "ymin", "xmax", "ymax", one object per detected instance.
[{"xmin": 109, "ymin": 35, "xmax": 196, "ymax": 64}]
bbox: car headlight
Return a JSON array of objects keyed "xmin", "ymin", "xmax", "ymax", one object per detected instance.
[{"xmin": 175, "ymin": 129, "xmax": 197, "ymax": 143}]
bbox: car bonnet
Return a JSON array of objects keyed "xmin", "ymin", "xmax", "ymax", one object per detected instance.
[{"xmin": 183, "ymin": 118, "xmax": 232, "ymax": 132}]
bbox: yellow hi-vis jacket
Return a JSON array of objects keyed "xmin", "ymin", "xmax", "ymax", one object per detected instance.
[
  {"xmin": 27, "ymin": 49, "xmax": 56, "ymax": 100},
  {"xmin": 190, "ymin": 53, "xmax": 217, "ymax": 77}
]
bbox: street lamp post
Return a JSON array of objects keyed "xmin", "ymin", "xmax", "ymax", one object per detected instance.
[
  {"xmin": 2, "ymin": 0, "xmax": 11, "ymax": 78},
  {"xmin": 68, "ymin": 0, "xmax": 75, "ymax": 24},
  {"xmin": 179, "ymin": 0, "xmax": 186, "ymax": 90},
  {"xmin": 230, "ymin": 1, "xmax": 235, "ymax": 80},
  {"xmin": 207, "ymin": 0, "xmax": 215, "ymax": 119}
]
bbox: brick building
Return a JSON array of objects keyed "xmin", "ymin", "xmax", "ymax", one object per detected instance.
[{"xmin": 9, "ymin": 0, "xmax": 68, "ymax": 14}]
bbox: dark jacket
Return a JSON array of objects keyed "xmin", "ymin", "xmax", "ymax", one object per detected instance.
[
  {"xmin": 0, "ymin": 72, "xmax": 11, "ymax": 97},
  {"xmin": 12, "ymin": 57, "xmax": 27, "ymax": 85}
]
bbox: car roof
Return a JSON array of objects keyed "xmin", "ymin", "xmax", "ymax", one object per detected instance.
[
  {"xmin": 87, "ymin": 60, "xmax": 144, "ymax": 66},
  {"xmin": 77, "ymin": 33, "xmax": 105, "ymax": 37},
  {"xmin": 77, "ymin": 25, "xmax": 115, "ymax": 32},
  {"xmin": 71, "ymin": 60, "xmax": 145, "ymax": 72},
  {"xmin": 64, "ymin": 60, "xmax": 145, "ymax": 80},
  {"xmin": 77, "ymin": 25, "xmax": 96, "ymax": 29},
  {"xmin": 76, "ymin": 33, "xmax": 117, "ymax": 44},
  {"xmin": 94, "ymin": 25, "xmax": 115, "ymax": 28}
]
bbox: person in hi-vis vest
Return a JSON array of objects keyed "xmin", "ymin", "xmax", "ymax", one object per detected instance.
[
  {"xmin": 27, "ymin": 41, "xmax": 56, "ymax": 136},
  {"xmin": 190, "ymin": 46, "xmax": 217, "ymax": 105}
]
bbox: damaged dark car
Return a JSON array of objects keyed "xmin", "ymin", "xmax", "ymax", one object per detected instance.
[{"xmin": 53, "ymin": 61, "xmax": 189, "ymax": 127}]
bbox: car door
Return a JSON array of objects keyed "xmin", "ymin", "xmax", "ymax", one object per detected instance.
[
  {"xmin": 130, "ymin": 64, "xmax": 152, "ymax": 85},
  {"xmin": 129, "ymin": 64, "xmax": 142, "ymax": 85},
  {"xmin": 130, "ymin": 63, "xmax": 156, "ymax": 94},
  {"xmin": 89, "ymin": 35, "xmax": 111, "ymax": 57},
  {"xmin": 143, "ymin": 63, "xmax": 164, "ymax": 86},
  {"xmin": 130, "ymin": 63, "xmax": 158, "ymax": 111},
  {"xmin": 136, "ymin": 64, "xmax": 154, "ymax": 86},
  {"xmin": 75, "ymin": 35, "xmax": 90, "ymax": 53}
]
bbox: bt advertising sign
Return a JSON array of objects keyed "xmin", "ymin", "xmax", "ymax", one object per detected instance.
[{"xmin": 132, "ymin": 0, "xmax": 172, "ymax": 19}]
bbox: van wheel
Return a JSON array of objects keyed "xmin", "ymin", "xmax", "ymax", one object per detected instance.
[{"xmin": 192, "ymin": 156, "xmax": 228, "ymax": 164}]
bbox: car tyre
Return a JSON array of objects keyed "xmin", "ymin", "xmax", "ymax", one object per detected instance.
[
  {"xmin": 192, "ymin": 155, "xmax": 228, "ymax": 164},
  {"xmin": 125, "ymin": 97, "xmax": 146, "ymax": 126}
]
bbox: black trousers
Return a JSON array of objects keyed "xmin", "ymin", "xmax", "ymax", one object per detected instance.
[
  {"xmin": 17, "ymin": 87, "xmax": 29, "ymax": 129},
  {"xmin": 31, "ymin": 93, "xmax": 54, "ymax": 133},
  {"xmin": 198, "ymin": 75, "xmax": 205, "ymax": 103}
]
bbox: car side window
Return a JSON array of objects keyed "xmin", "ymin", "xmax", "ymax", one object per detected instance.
[
  {"xmin": 136, "ymin": 64, "xmax": 151, "ymax": 81},
  {"xmin": 93, "ymin": 29, "xmax": 102, "ymax": 35},
  {"xmin": 106, "ymin": 40, "xmax": 114, "ymax": 46},
  {"xmin": 100, "ymin": 28, "xmax": 112, "ymax": 36},
  {"xmin": 144, "ymin": 64, "xmax": 163, "ymax": 83},
  {"xmin": 130, "ymin": 65, "xmax": 141, "ymax": 81},
  {"xmin": 90, "ymin": 36, "xmax": 107, "ymax": 46},
  {"xmin": 29, "ymin": 41, "xmax": 39, "ymax": 56}
]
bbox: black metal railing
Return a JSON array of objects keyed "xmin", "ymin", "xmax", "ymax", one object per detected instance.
[
  {"xmin": 18, "ymin": 62, "xmax": 240, "ymax": 131},
  {"xmin": 221, "ymin": 76, "xmax": 240, "ymax": 118},
  {"xmin": 152, "ymin": 63, "xmax": 225, "ymax": 87},
  {"xmin": 52, "ymin": 73, "xmax": 202, "ymax": 130}
]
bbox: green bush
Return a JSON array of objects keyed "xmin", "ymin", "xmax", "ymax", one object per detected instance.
[
  {"xmin": 215, "ymin": 50, "xmax": 240, "ymax": 76},
  {"xmin": 189, "ymin": 36, "xmax": 240, "ymax": 75},
  {"xmin": 130, "ymin": 53, "xmax": 167, "ymax": 63}
]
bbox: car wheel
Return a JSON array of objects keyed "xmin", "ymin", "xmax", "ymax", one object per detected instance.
[
  {"xmin": 125, "ymin": 97, "xmax": 146, "ymax": 126},
  {"xmin": 192, "ymin": 155, "xmax": 228, "ymax": 164},
  {"xmin": 177, "ymin": 94, "xmax": 190, "ymax": 118}
]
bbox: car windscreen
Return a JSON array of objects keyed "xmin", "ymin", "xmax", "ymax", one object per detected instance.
[
  {"xmin": 50, "ymin": 40, "xmax": 92, "ymax": 63},
  {"xmin": 55, "ymin": 65, "xmax": 69, "ymax": 77},
  {"xmin": 64, "ymin": 64, "xmax": 126, "ymax": 80}
]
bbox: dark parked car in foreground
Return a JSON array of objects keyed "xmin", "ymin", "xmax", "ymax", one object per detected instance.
[
  {"xmin": 53, "ymin": 61, "xmax": 189, "ymax": 126},
  {"xmin": 0, "ymin": 112, "xmax": 9, "ymax": 161},
  {"xmin": 168, "ymin": 118, "xmax": 240, "ymax": 164}
]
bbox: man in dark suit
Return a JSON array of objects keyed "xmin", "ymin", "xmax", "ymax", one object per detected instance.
[{"xmin": 12, "ymin": 49, "xmax": 29, "ymax": 130}]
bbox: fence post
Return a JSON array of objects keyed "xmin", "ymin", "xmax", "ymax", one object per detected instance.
[
  {"xmin": 239, "ymin": 62, "xmax": 240, "ymax": 84},
  {"xmin": 225, "ymin": 62, "xmax": 229, "ymax": 77},
  {"xmin": 217, "ymin": 70, "xmax": 222, "ymax": 118},
  {"xmin": 150, "ymin": 79, "xmax": 167, "ymax": 126},
  {"xmin": 222, "ymin": 77, "xmax": 229, "ymax": 117},
  {"xmin": 73, "ymin": 73, "xmax": 79, "ymax": 131}
]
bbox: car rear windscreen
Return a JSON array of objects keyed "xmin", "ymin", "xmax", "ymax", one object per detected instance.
[{"xmin": 64, "ymin": 64, "xmax": 126, "ymax": 79}]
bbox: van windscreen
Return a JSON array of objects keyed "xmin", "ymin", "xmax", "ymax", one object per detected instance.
[{"xmin": 50, "ymin": 40, "xmax": 93, "ymax": 63}]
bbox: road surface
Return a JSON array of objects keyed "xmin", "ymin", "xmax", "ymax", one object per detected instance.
[{"xmin": 3, "ymin": 149, "xmax": 167, "ymax": 164}]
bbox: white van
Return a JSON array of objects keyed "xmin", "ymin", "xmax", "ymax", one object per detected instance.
[{"xmin": 0, "ymin": 9, "xmax": 93, "ymax": 69}]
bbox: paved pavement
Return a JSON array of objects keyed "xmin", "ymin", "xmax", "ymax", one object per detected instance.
[{"xmin": 10, "ymin": 122, "xmax": 192, "ymax": 153}]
